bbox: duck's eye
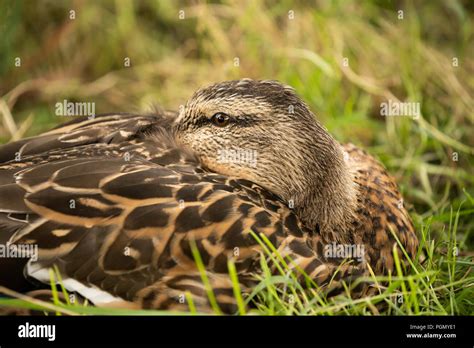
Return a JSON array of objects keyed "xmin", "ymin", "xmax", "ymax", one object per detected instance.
[{"xmin": 211, "ymin": 113, "xmax": 230, "ymax": 127}]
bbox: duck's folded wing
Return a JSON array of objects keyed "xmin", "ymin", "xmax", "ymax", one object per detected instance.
[
  {"xmin": 0, "ymin": 145, "xmax": 295, "ymax": 310},
  {"xmin": 0, "ymin": 153, "xmax": 366, "ymax": 312}
]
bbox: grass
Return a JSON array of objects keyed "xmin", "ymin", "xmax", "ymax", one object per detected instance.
[{"xmin": 0, "ymin": 1, "xmax": 472, "ymax": 315}]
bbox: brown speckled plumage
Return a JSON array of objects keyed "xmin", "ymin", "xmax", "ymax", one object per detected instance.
[{"xmin": 0, "ymin": 79, "xmax": 418, "ymax": 313}]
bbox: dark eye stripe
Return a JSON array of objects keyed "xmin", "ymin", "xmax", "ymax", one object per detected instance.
[
  {"xmin": 193, "ymin": 117, "xmax": 211, "ymax": 127},
  {"xmin": 234, "ymin": 114, "xmax": 256, "ymax": 127},
  {"xmin": 189, "ymin": 113, "xmax": 258, "ymax": 129}
]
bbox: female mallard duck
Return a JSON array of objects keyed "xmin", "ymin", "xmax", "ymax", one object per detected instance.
[{"xmin": 0, "ymin": 79, "xmax": 418, "ymax": 313}]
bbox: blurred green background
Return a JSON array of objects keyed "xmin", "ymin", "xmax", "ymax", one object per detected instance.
[{"xmin": 0, "ymin": 0, "xmax": 473, "ymax": 250}]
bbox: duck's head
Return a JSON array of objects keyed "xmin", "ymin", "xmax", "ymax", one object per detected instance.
[{"xmin": 174, "ymin": 79, "xmax": 357, "ymax": 240}]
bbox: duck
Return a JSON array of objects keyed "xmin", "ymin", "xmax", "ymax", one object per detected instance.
[{"xmin": 0, "ymin": 79, "xmax": 418, "ymax": 313}]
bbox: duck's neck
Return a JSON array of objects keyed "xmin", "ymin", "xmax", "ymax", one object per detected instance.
[{"xmin": 289, "ymin": 130, "xmax": 358, "ymax": 243}]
